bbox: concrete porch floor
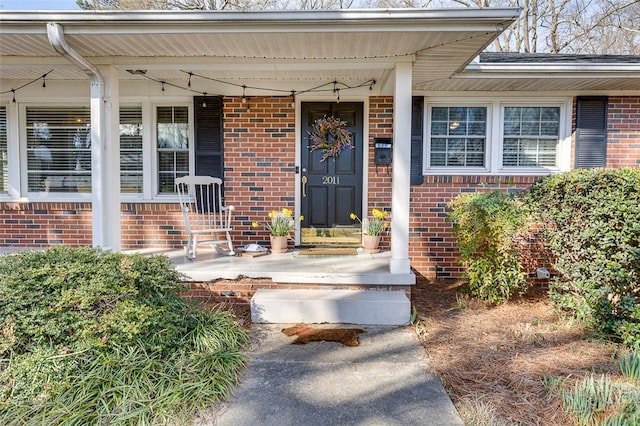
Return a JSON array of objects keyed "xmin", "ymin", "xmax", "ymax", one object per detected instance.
[{"xmin": 127, "ymin": 247, "xmax": 416, "ymax": 286}]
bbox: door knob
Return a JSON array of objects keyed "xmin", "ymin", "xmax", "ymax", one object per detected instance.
[{"xmin": 301, "ymin": 176, "xmax": 307, "ymax": 198}]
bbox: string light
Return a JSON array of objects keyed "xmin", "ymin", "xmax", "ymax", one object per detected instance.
[
  {"xmin": 290, "ymin": 90, "xmax": 296, "ymax": 108},
  {"xmin": 202, "ymin": 92, "xmax": 207, "ymax": 108},
  {"xmin": 0, "ymin": 31, "xmax": 495, "ymax": 104},
  {"xmin": 180, "ymin": 70, "xmax": 375, "ymax": 97},
  {"xmin": 336, "ymin": 88, "xmax": 340, "ymax": 103},
  {"xmin": 241, "ymin": 85, "xmax": 247, "ymax": 103},
  {"xmin": 42, "ymin": 74, "xmax": 46, "ymax": 88},
  {"xmin": 0, "ymin": 70, "xmax": 53, "ymax": 101}
]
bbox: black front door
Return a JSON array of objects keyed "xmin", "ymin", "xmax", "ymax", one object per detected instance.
[{"xmin": 300, "ymin": 102, "xmax": 363, "ymax": 245}]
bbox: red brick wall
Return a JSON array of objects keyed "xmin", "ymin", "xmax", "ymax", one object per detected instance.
[
  {"xmin": 367, "ymin": 97, "xmax": 394, "ymax": 250},
  {"xmin": 0, "ymin": 202, "xmax": 188, "ymax": 249},
  {"xmin": 222, "ymin": 96, "xmax": 296, "ymax": 249},
  {"xmin": 121, "ymin": 203, "xmax": 184, "ymax": 248},
  {"xmin": 0, "ymin": 202, "xmax": 92, "ymax": 246},
  {"xmin": 408, "ymin": 176, "xmax": 542, "ymax": 279},
  {"xmin": 607, "ymin": 96, "xmax": 640, "ymax": 168},
  {"xmin": 184, "ymin": 277, "xmax": 412, "ymax": 305}
]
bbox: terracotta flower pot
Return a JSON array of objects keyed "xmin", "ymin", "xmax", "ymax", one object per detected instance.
[
  {"xmin": 362, "ymin": 234, "xmax": 381, "ymax": 254},
  {"xmin": 270, "ymin": 235, "xmax": 289, "ymax": 254}
]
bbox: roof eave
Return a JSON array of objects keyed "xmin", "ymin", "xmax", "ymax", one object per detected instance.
[
  {"xmin": 0, "ymin": 8, "xmax": 520, "ymax": 29},
  {"xmin": 462, "ymin": 63, "xmax": 640, "ymax": 77}
]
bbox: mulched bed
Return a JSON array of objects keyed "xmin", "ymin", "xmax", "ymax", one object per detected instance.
[{"xmin": 412, "ymin": 276, "xmax": 621, "ymax": 425}]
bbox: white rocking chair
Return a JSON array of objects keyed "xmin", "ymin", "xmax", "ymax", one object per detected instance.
[{"xmin": 175, "ymin": 176, "xmax": 235, "ymax": 259}]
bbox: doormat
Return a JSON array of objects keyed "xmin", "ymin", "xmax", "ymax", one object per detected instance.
[
  {"xmin": 282, "ymin": 323, "xmax": 365, "ymax": 346},
  {"xmin": 297, "ymin": 247, "xmax": 358, "ymax": 256}
]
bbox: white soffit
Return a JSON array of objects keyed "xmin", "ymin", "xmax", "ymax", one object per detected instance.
[
  {"xmin": 0, "ymin": 8, "xmax": 518, "ymax": 90},
  {"xmin": 415, "ymin": 59, "xmax": 640, "ymax": 92}
]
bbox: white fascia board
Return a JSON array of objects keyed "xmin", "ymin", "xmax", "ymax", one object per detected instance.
[
  {"xmin": 0, "ymin": 8, "xmax": 520, "ymax": 33},
  {"xmin": 464, "ymin": 63, "xmax": 640, "ymax": 74}
]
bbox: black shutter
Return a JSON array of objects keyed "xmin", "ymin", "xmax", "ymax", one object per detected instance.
[
  {"xmin": 575, "ymin": 97, "xmax": 608, "ymax": 168},
  {"xmin": 410, "ymin": 96, "xmax": 424, "ymax": 185},
  {"xmin": 194, "ymin": 96, "xmax": 224, "ymax": 178}
]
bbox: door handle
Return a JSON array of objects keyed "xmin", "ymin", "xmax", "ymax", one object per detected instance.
[{"xmin": 301, "ymin": 176, "xmax": 307, "ymax": 198}]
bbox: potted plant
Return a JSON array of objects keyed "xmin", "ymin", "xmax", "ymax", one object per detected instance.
[
  {"xmin": 252, "ymin": 208, "xmax": 303, "ymax": 254},
  {"xmin": 308, "ymin": 116, "xmax": 353, "ymax": 162},
  {"xmin": 350, "ymin": 209, "xmax": 390, "ymax": 253}
]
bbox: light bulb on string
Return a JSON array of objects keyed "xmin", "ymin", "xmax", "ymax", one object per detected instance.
[
  {"xmin": 42, "ymin": 74, "xmax": 46, "ymax": 88},
  {"xmin": 290, "ymin": 91, "xmax": 296, "ymax": 108},
  {"xmin": 187, "ymin": 72, "xmax": 192, "ymax": 88},
  {"xmin": 241, "ymin": 85, "xmax": 247, "ymax": 103},
  {"xmin": 11, "ymin": 89, "xmax": 16, "ymax": 103},
  {"xmin": 202, "ymin": 92, "xmax": 207, "ymax": 108}
]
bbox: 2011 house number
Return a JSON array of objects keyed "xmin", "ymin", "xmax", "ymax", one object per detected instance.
[{"xmin": 322, "ymin": 176, "xmax": 340, "ymax": 185}]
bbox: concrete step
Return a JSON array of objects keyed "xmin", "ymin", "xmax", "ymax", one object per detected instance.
[{"xmin": 250, "ymin": 289, "xmax": 411, "ymax": 325}]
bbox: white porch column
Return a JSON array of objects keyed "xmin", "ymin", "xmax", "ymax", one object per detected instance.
[
  {"xmin": 92, "ymin": 66, "xmax": 121, "ymax": 250},
  {"xmin": 390, "ymin": 61, "xmax": 412, "ymax": 274}
]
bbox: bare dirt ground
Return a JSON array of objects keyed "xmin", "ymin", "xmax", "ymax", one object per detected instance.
[{"xmin": 412, "ymin": 276, "xmax": 622, "ymax": 426}]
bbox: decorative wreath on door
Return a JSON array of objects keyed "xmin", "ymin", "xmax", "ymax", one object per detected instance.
[{"xmin": 308, "ymin": 116, "xmax": 353, "ymax": 162}]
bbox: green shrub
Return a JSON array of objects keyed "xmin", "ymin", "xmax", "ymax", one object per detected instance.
[
  {"xmin": 527, "ymin": 168, "xmax": 640, "ymax": 348},
  {"xmin": 447, "ymin": 190, "xmax": 529, "ymax": 303},
  {"xmin": 0, "ymin": 247, "xmax": 247, "ymax": 424}
]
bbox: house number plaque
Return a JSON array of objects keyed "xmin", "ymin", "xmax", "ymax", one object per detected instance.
[{"xmin": 322, "ymin": 176, "xmax": 340, "ymax": 185}]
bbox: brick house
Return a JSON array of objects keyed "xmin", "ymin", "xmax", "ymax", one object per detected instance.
[{"xmin": 1, "ymin": 9, "xmax": 639, "ymax": 323}]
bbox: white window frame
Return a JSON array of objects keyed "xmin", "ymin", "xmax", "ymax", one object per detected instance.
[
  {"xmin": 423, "ymin": 96, "xmax": 572, "ymax": 175},
  {"xmin": 425, "ymin": 101, "xmax": 492, "ymax": 174},
  {"xmin": 19, "ymin": 102, "xmax": 93, "ymax": 201},
  {"xmin": 9, "ymin": 99, "xmax": 195, "ymax": 202},
  {"xmin": 151, "ymin": 102, "xmax": 194, "ymax": 199}
]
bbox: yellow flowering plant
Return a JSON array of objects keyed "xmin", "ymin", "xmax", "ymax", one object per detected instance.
[
  {"xmin": 252, "ymin": 208, "xmax": 303, "ymax": 237},
  {"xmin": 350, "ymin": 209, "xmax": 390, "ymax": 236}
]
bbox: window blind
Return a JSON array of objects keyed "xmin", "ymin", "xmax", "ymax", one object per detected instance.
[
  {"xmin": 0, "ymin": 107, "xmax": 7, "ymax": 193},
  {"xmin": 26, "ymin": 106, "xmax": 91, "ymax": 193},
  {"xmin": 120, "ymin": 106, "xmax": 143, "ymax": 193}
]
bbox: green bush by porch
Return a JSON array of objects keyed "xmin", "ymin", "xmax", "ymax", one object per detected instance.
[
  {"xmin": 0, "ymin": 247, "xmax": 247, "ymax": 424},
  {"xmin": 447, "ymin": 190, "xmax": 529, "ymax": 304},
  {"xmin": 447, "ymin": 168, "xmax": 640, "ymax": 349},
  {"xmin": 528, "ymin": 168, "xmax": 640, "ymax": 349}
]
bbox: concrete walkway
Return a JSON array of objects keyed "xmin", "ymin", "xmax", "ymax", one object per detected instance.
[{"xmin": 210, "ymin": 325, "xmax": 463, "ymax": 426}]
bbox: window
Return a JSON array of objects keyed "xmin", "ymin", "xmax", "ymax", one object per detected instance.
[
  {"xmin": 120, "ymin": 106, "xmax": 143, "ymax": 193},
  {"xmin": 430, "ymin": 106, "xmax": 486, "ymax": 167},
  {"xmin": 503, "ymin": 107, "xmax": 559, "ymax": 167},
  {"xmin": 157, "ymin": 106, "xmax": 189, "ymax": 194},
  {"xmin": 0, "ymin": 107, "xmax": 7, "ymax": 193},
  {"xmin": 26, "ymin": 106, "xmax": 91, "ymax": 193},
  {"xmin": 425, "ymin": 98, "xmax": 570, "ymax": 175}
]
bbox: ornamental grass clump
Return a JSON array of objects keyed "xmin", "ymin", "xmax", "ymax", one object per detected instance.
[
  {"xmin": 0, "ymin": 247, "xmax": 247, "ymax": 425},
  {"xmin": 350, "ymin": 208, "xmax": 389, "ymax": 236}
]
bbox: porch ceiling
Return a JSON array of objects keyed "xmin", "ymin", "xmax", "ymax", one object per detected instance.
[{"xmin": 0, "ymin": 8, "xmax": 518, "ymax": 95}]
